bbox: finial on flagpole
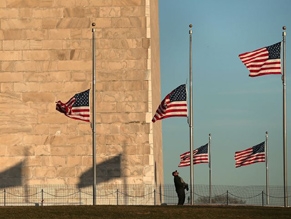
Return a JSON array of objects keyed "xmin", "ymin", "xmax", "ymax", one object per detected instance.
[
  {"xmin": 92, "ymin": 23, "xmax": 96, "ymax": 32},
  {"xmin": 189, "ymin": 24, "xmax": 192, "ymax": 34},
  {"xmin": 283, "ymin": 26, "xmax": 286, "ymax": 30}
]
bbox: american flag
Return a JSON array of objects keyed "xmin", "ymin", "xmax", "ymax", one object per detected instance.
[
  {"xmin": 56, "ymin": 89, "xmax": 90, "ymax": 122},
  {"xmin": 235, "ymin": 141, "xmax": 265, "ymax": 168},
  {"xmin": 238, "ymin": 42, "xmax": 281, "ymax": 77},
  {"xmin": 178, "ymin": 143, "xmax": 209, "ymax": 167},
  {"xmin": 152, "ymin": 84, "xmax": 187, "ymax": 123}
]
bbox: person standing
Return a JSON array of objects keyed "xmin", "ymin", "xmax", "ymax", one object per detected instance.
[{"xmin": 172, "ymin": 170, "xmax": 188, "ymax": 205}]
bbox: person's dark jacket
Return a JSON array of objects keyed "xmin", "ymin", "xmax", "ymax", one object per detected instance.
[{"xmin": 174, "ymin": 175, "xmax": 185, "ymax": 193}]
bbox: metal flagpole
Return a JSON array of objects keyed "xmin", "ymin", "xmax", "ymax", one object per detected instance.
[
  {"xmin": 282, "ymin": 26, "xmax": 288, "ymax": 207},
  {"xmin": 265, "ymin": 131, "xmax": 269, "ymax": 205},
  {"xmin": 92, "ymin": 23, "xmax": 97, "ymax": 205},
  {"xmin": 188, "ymin": 24, "xmax": 194, "ymax": 205},
  {"xmin": 208, "ymin": 133, "xmax": 212, "ymax": 204}
]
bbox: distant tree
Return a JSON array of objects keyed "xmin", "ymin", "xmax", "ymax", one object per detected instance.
[{"xmin": 196, "ymin": 194, "xmax": 246, "ymax": 204}]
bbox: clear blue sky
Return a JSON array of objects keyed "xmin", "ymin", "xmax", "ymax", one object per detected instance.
[{"xmin": 158, "ymin": 0, "xmax": 291, "ymax": 186}]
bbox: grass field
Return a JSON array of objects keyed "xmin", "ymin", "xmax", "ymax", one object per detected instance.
[{"xmin": 0, "ymin": 205, "xmax": 291, "ymax": 219}]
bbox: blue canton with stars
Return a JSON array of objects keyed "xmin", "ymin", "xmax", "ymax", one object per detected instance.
[
  {"xmin": 73, "ymin": 89, "xmax": 89, "ymax": 107},
  {"xmin": 169, "ymin": 84, "xmax": 186, "ymax": 102}
]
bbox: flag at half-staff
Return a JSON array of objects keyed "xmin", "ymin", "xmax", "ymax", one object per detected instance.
[
  {"xmin": 56, "ymin": 89, "xmax": 90, "ymax": 122},
  {"xmin": 234, "ymin": 141, "xmax": 265, "ymax": 168},
  {"xmin": 152, "ymin": 84, "xmax": 187, "ymax": 123},
  {"xmin": 178, "ymin": 143, "xmax": 209, "ymax": 167},
  {"xmin": 238, "ymin": 42, "xmax": 281, "ymax": 77}
]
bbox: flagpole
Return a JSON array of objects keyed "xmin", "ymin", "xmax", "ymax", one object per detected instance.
[
  {"xmin": 265, "ymin": 131, "xmax": 269, "ymax": 205},
  {"xmin": 208, "ymin": 133, "xmax": 212, "ymax": 204},
  {"xmin": 188, "ymin": 24, "xmax": 194, "ymax": 205},
  {"xmin": 92, "ymin": 23, "xmax": 97, "ymax": 205},
  {"xmin": 282, "ymin": 25, "xmax": 288, "ymax": 207}
]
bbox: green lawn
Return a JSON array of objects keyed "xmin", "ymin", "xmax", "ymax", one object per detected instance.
[{"xmin": 0, "ymin": 205, "xmax": 290, "ymax": 219}]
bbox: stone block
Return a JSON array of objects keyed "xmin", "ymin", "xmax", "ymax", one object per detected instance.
[
  {"xmin": 63, "ymin": 39, "xmax": 90, "ymax": 49},
  {"xmin": 27, "ymin": 40, "xmax": 48, "ymax": 49},
  {"xmin": 70, "ymin": 30, "xmax": 83, "ymax": 39},
  {"xmin": 0, "ymin": 72, "xmax": 24, "ymax": 82},
  {"xmin": 121, "ymin": 6, "xmax": 144, "ymax": 17},
  {"xmin": 48, "ymin": 29, "xmax": 70, "ymax": 40},
  {"xmin": 51, "ymin": 146, "xmax": 78, "ymax": 156},
  {"xmin": 112, "ymin": 17, "xmax": 145, "ymax": 28},
  {"xmin": 46, "ymin": 178, "xmax": 66, "ymax": 184},
  {"xmin": 126, "ymin": 27, "xmax": 146, "ymax": 38},
  {"xmin": 56, "ymin": 167, "xmax": 76, "ymax": 177},
  {"xmin": 40, "ymin": 40, "xmax": 61, "ymax": 49},
  {"xmin": 53, "ymin": 0, "xmax": 76, "ymax": 7},
  {"xmin": 71, "ymin": 72, "xmax": 87, "ymax": 81},
  {"xmin": 97, "ymin": 102, "xmax": 117, "ymax": 113},
  {"xmin": 34, "ymin": 166, "xmax": 56, "ymax": 178},
  {"xmin": 27, "ymin": 178, "xmax": 46, "ymax": 184},
  {"xmin": 0, "ymin": 51, "xmax": 22, "ymax": 60},
  {"xmin": 106, "ymin": 145, "xmax": 123, "ymax": 155},
  {"xmin": 57, "ymin": 60, "xmax": 91, "ymax": 71},
  {"xmin": 39, "ymin": 114, "xmax": 68, "ymax": 124},
  {"xmin": 28, "ymin": 40, "xmax": 42, "ymax": 49},
  {"xmin": 117, "ymin": 102, "xmax": 147, "ymax": 113},
  {"xmin": 55, "ymin": 50, "xmax": 72, "ymax": 60},
  {"xmin": 32, "ymin": 8, "xmax": 63, "ymax": 18},
  {"xmin": 100, "ymin": 7, "xmax": 121, "ymax": 17},
  {"xmin": 1, "ymin": 18, "xmax": 42, "ymax": 30},
  {"xmin": 67, "ymin": 156, "xmax": 82, "ymax": 166},
  {"xmin": 23, "ymin": 71, "xmax": 70, "ymax": 82},
  {"xmin": 3, "ymin": 29, "xmax": 24, "ymax": 40},
  {"xmin": 3, "ymin": 40, "xmax": 14, "ymax": 50},
  {"xmin": 0, "ymin": 145, "xmax": 7, "ymax": 156},
  {"xmin": 63, "ymin": 8, "xmax": 86, "ymax": 17},
  {"xmin": 0, "ymin": 8, "xmax": 19, "ymax": 18},
  {"xmin": 22, "ymin": 92, "xmax": 55, "ymax": 102},
  {"xmin": 0, "ymin": 158, "xmax": 23, "ymax": 172},
  {"xmin": 126, "ymin": 59, "xmax": 146, "ymax": 69},
  {"xmin": 0, "ymin": 134, "xmax": 23, "ymax": 146},
  {"xmin": 19, "ymin": 8, "xmax": 32, "ymax": 18},
  {"xmin": 0, "ymin": 121, "xmax": 33, "ymax": 134},
  {"xmin": 22, "ymin": 50, "xmax": 50, "ymax": 60},
  {"xmin": 85, "ymin": 0, "xmax": 113, "ymax": 7},
  {"xmin": 50, "ymin": 156, "xmax": 66, "ymax": 167},
  {"xmin": 14, "ymin": 82, "xmax": 40, "ymax": 92},
  {"xmin": 25, "ymin": 30, "xmax": 47, "ymax": 40},
  {"xmin": 23, "ymin": 135, "xmax": 48, "ymax": 146},
  {"xmin": 42, "ymin": 18, "xmax": 58, "ymax": 29},
  {"xmin": 82, "ymin": 156, "xmax": 93, "ymax": 166},
  {"xmin": 112, "ymin": 0, "xmax": 143, "ymax": 6},
  {"xmin": 120, "ymin": 122, "xmax": 146, "ymax": 134},
  {"xmin": 7, "ymin": 0, "xmax": 53, "ymax": 7},
  {"xmin": 57, "ymin": 18, "xmax": 91, "ymax": 29},
  {"xmin": 96, "ymin": 123, "xmax": 120, "ymax": 135},
  {"xmin": 0, "ymin": 83, "xmax": 14, "ymax": 92},
  {"xmin": 34, "ymin": 145, "xmax": 51, "ymax": 156},
  {"xmin": 48, "ymin": 125, "xmax": 68, "ymax": 136}
]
